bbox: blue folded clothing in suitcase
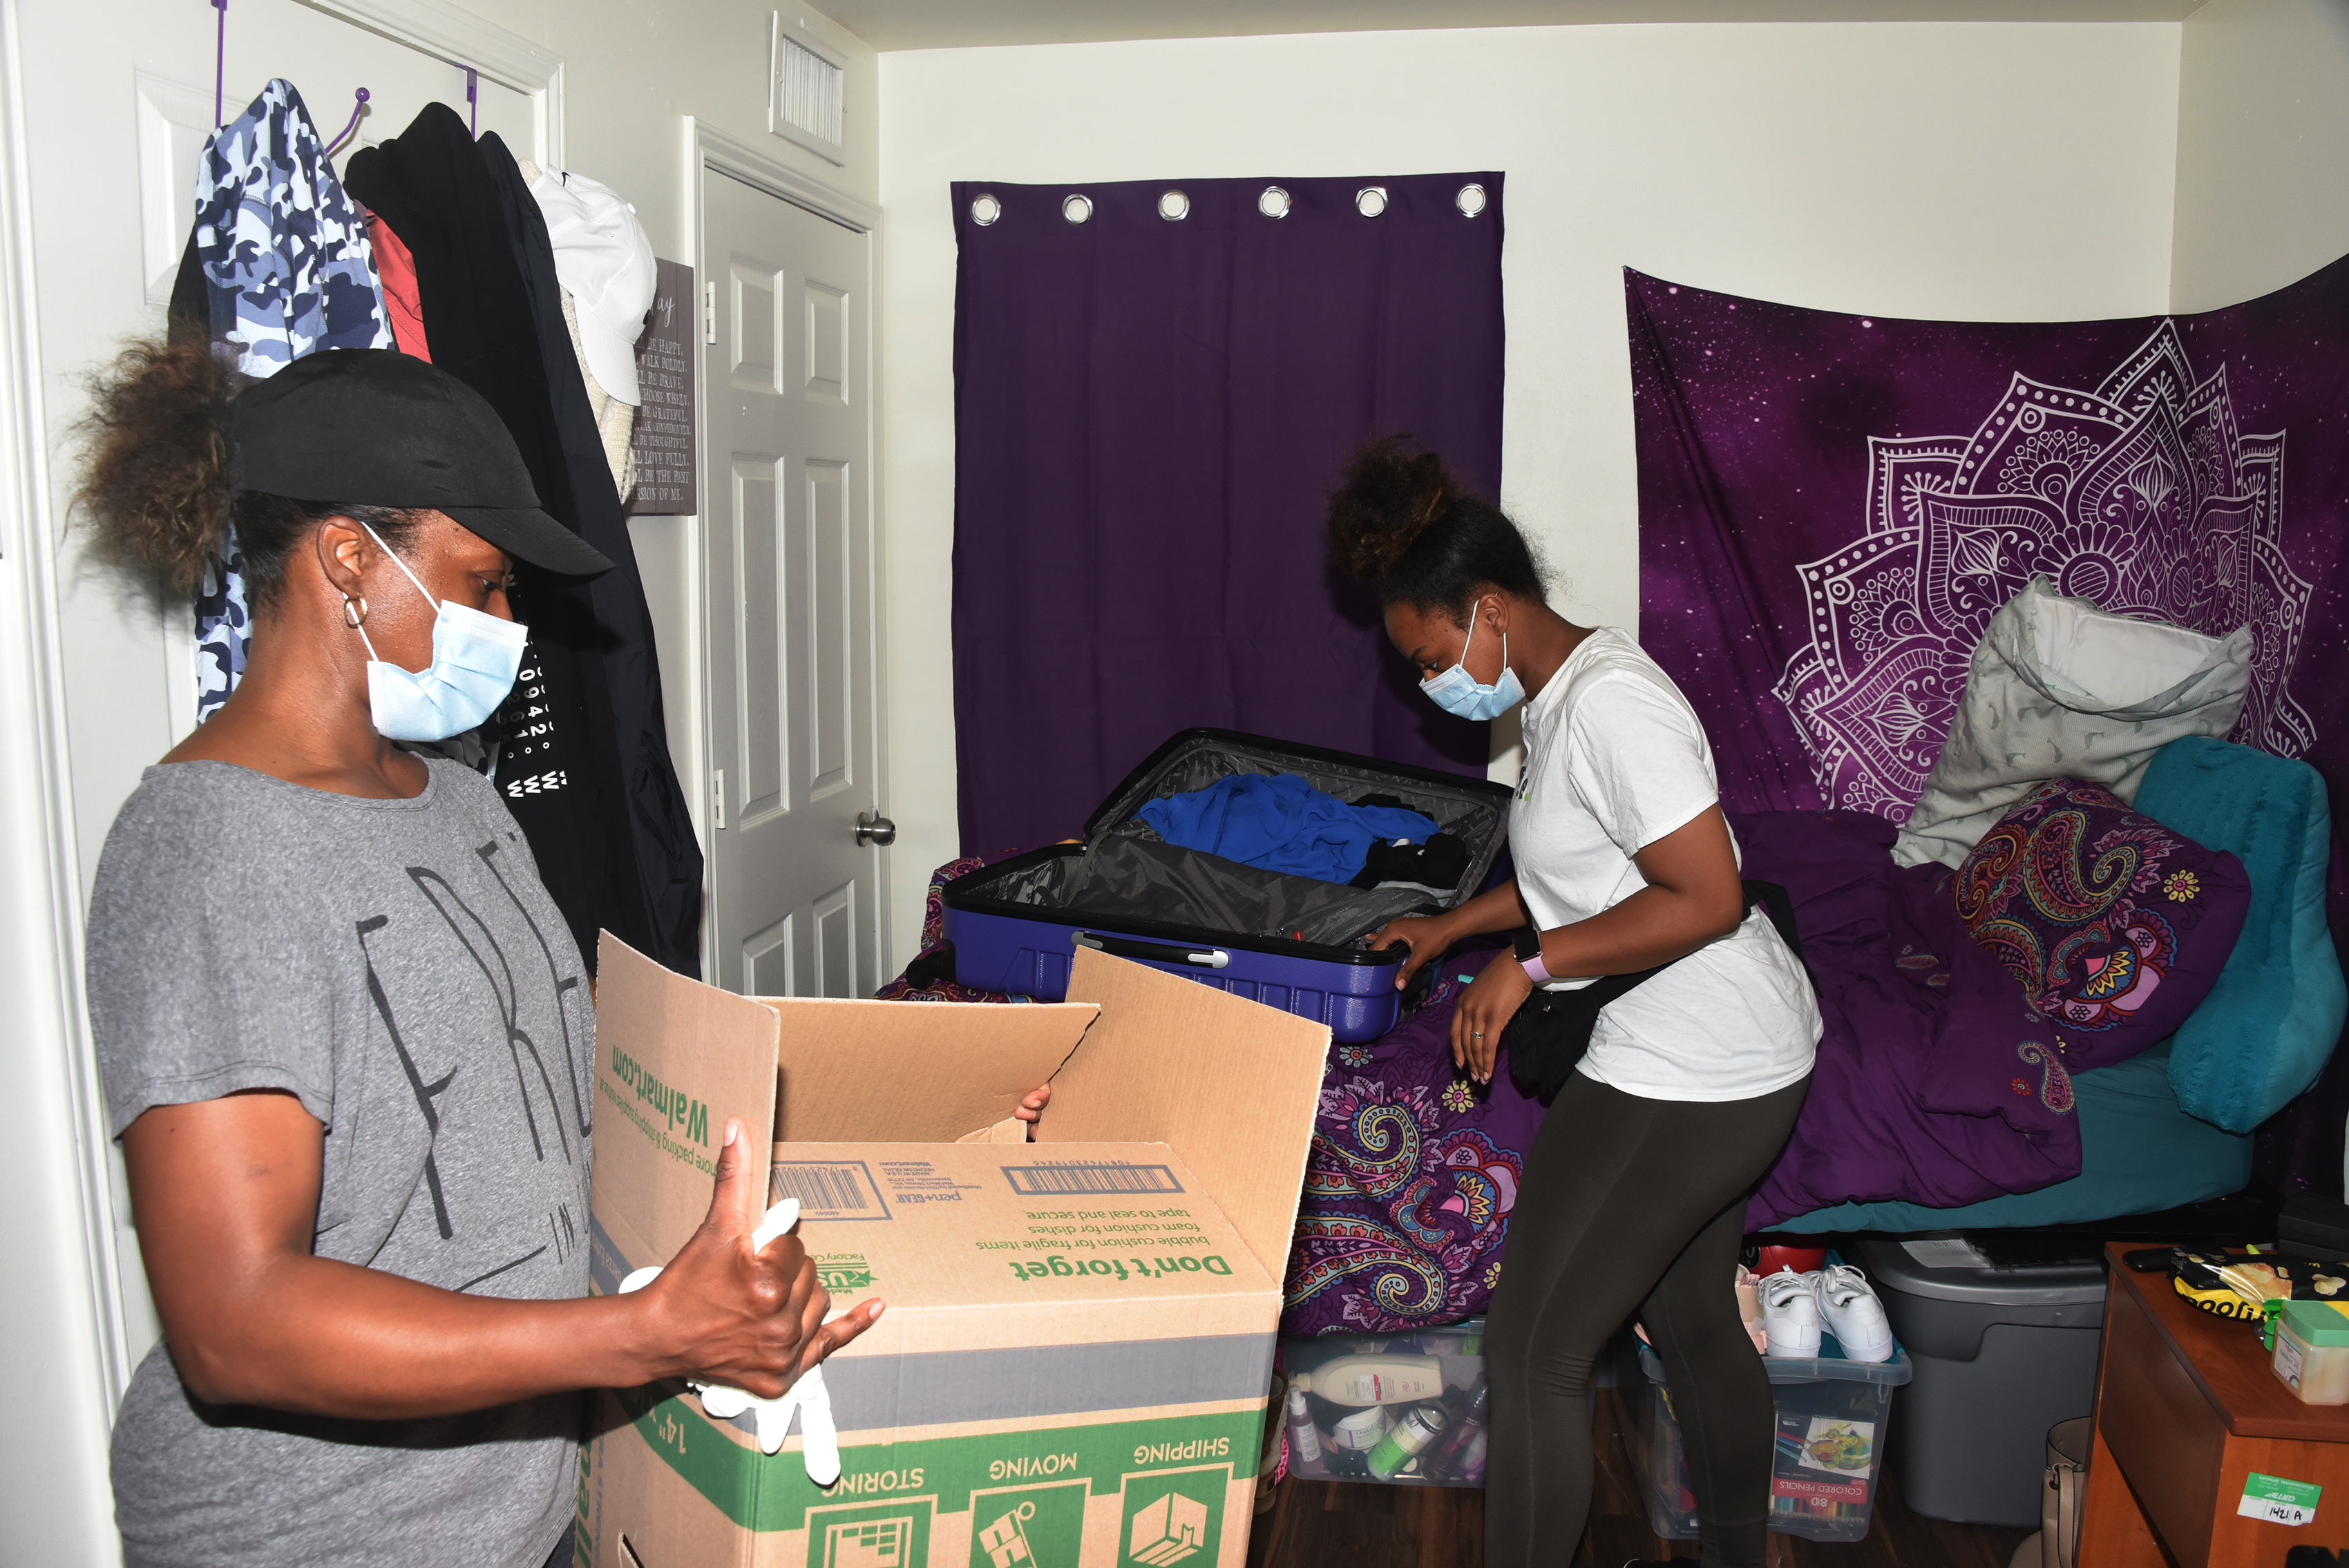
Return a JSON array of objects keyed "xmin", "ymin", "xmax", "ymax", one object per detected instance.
[
  {"xmin": 940, "ymin": 729, "xmax": 1512, "ymax": 1042},
  {"xmin": 1136, "ymin": 773, "xmax": 1438, "ymax": 883}
]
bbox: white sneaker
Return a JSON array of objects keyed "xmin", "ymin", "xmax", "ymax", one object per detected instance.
[
  {"xmin": 1815, "ymin": 1263, "xmax": 1895, "ymax": 1363},
  {"xmin": 1760, "ymin": 1268, "xmax": 1823, "ymax": 1358}
]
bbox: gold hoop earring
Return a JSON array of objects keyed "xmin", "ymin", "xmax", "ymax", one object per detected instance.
[{"xmin": 342, "ymin": 595, "xmax": 369, "ymax": 629}]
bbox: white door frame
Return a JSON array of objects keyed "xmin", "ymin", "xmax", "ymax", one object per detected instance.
[
  {"xmin": 683, "ymin": 116, "xmax": 891, "ymax": 986},
  {"xmin": 0, "ymin": 0, "xmax": 127, "ymax": 1431}
]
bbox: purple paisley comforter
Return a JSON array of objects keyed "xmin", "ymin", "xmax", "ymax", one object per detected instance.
[{"xmin": 1282, "ymin": 957, "xmax": 1544, "ymax": 1335}]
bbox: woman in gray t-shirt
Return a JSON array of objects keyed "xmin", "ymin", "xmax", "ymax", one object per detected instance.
[{"xmin": 75, "ymin": 345, "xmax": 926, "ymax": 1568}]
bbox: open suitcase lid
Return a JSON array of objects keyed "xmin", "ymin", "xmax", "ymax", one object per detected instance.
[
  {"xmin": 1082, "ymin": 727, "xmax": 1514, "ymax": 845},
  {"xmin": 939, "ymin": 729, "xmax": 1516, "ymax": 957}
]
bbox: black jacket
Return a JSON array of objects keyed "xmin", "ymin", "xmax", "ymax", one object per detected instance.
[
  {"xmin": 479, "ymin": 128, "xmax": 705, "ymax": 977},
  {"xmin": 345, "ymin": 103, "xmax": 683, "ymax": 975}
]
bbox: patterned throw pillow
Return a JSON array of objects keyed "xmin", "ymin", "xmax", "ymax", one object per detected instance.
[{"xmin": 1950, "ymin": 778, "xmax": 2252, "ymax": 1069}]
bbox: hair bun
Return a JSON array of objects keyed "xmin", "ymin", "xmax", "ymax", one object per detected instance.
[
  {"xmin": 74, "ymin": 336, "xmax": 238, "ymax": 594},
  {"xmin": 1327, "ymin": 435, "xmax": 1458, "ymax": 582}
]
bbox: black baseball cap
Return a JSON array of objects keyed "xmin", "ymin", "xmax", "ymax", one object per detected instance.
[{"xmin": 222, "ymin": 348, "xmax": 614, "ymax": 577}]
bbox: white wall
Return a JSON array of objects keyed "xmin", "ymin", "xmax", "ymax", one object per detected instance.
[
  {"xmin": 876, "ymin": 21, "xmax": 2183, "ymax": 958},
  {"xmin": 466, "ymin": 1, "xmax": 878, "ymax": 258},
  {"xmin": 2170, "ymin": 0, "xmax": 2349, "ymax": 314}
]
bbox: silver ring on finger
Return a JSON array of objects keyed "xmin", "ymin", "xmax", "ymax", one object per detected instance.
[{"xmin": 1470, "ymin": 1029, "xmax": 1484, "ymax": 1037}]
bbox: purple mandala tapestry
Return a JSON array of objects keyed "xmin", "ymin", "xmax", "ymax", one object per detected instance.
[
  {"xmin": 1628, "ymin": 262, "xmax": 2348, "ymax": 836},
  {"xmin": 1630, "ymin": 258, "xmax": 2349, "ymax": 1185}
]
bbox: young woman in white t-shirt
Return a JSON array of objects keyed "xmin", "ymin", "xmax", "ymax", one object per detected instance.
[{"xmin": 1331, "ymin": 440, "xmax": 1820, "ymax": 1568}]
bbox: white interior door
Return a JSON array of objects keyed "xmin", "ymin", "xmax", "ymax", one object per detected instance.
[
  {"xmin": 702, "ymin": 171, "xmax": 884, "ymax": 999},
  {"xmin": 6, "ymin": 0, "xmax": 556, "ymax": 1534},
  {"xmin": 22, "ymin": 0, "xmax": 546, "ymax": 1393}
]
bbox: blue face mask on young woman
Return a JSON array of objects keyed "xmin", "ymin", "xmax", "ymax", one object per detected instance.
[
  {"xmin": 1420, "ymin": 612, "xmax": 1526, "ymax": 721},
  {"xmin": 348, "ymin": 522, "xmax": 529, "ymax": 742}
]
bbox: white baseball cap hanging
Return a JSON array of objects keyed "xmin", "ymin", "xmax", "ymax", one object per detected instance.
[{"xmin": 528, "ymin": 168, "xmax": 659, "ymax": 407}]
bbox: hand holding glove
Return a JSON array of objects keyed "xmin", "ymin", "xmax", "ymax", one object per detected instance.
[{"xmin": 618, "ymin": 1195, "xmax": 848, "ymax": 1482}]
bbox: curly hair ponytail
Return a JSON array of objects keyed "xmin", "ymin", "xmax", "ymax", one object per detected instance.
[
  {"xmin": 75, "ymin": 336, "xmax": 238, "ymax": 595},
  {"xmin": 1326, "ymin": 436, "xmax": 1543, "ymax": 622}
]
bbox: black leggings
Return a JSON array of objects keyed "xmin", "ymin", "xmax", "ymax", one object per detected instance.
[{"xmin": 1482, "ymin": 1071, "xmax": 1811, "ymax": 1568}]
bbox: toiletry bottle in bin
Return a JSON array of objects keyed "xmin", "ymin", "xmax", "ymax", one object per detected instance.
[
  {"xmin": 1328, "ymin": 1404, "xmax": 1394, "ymax": 1450},
  {"xmin": 1292, "ymin": 1355, "xmax": 1443, "ymax": 1406},
  {"xmin": 1285, "ymin": 1386, "xmax": 1324, "ymax": 1466},
  {"xmin": 1428, "ymin": 1379, "xmax": 1491, "ymax": 1480},
  {"xmin": 1322, "ymin": 1404, "xmax": 1390, "ymax": 1479},
  {"xmin": 1367, "ymin": 1402, "xmax": 1449, "ymax": 1480}
]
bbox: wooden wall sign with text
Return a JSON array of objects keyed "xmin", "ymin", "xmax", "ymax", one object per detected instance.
[{"xmin": 629, "ymin": 258, "xmax": 697, "ymax": 516}]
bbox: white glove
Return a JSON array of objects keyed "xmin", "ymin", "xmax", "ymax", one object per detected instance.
[
  {"xmin": 615, "ymin": 1197, "xmax": 844, "ymax": 1484},
  {"xmin": 694, "ymin": 1364, "xmax": 840, "ymax": 1480}
]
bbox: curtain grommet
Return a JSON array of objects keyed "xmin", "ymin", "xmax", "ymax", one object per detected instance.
[
  {"xmin": 1355, "ymin": 186, "xmax": 1388, "ymax": 218},
  {"xmin": 970, "ymin": 193, "xmax": 1002, "ymax": 227},
  {"xmin": 1456, "ymin": 183, "xmax": 1488, "ymax": 218},
  {"xmin": 1061, "ymin": 193, "xmax": 1093, "ymax": 225},
  {"xmin": 1158, "ymin": 188, "xmax": 1190, "ymax": 221},
  {"xmin": 1257, "ymin": 185, "xmax": 1292, "ymax": 220}
]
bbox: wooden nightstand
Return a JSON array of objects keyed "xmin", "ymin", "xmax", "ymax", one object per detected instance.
[{"xmin": 2082, "ymin": 1241, "xmax": 2349, "ymax": 1567}]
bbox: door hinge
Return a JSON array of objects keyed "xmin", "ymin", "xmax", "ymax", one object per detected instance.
[
  {"xmin": 704, "ymin": 280, "xmax": 717, "ymax": 345},
  {"xmin": 712, "ymin": 768, "xmax": 726, "ymax": 830}
]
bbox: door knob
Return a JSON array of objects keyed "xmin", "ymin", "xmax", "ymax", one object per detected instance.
[{"xmin": 855, "ymin": 812, "xmax": 896, "ymax": 847}]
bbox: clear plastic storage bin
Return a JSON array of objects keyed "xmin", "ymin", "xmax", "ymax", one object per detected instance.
[
  {"xmin": 1277, "ymin": 1321, "xmax": 1639, "ymax": 1487},
  {"xmin": 1277, "ymin": 1321, "xmax": 1491, "ymax": 1487},
  {"xmin": 1631, "ymin": 1339, "xmax": 1912, "ymax": 1542}
]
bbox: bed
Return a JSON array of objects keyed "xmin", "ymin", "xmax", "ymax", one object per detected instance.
[
  {"xmin": 1762, "ymin": 732, "xmax": 2339, "ymax": 1236},
  {"xmin": 878, "ymin": 733, "xmax": 2341, "ymax": 1336}
]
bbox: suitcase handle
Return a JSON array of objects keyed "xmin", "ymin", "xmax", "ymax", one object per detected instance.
[{"xmin": 1073, "ymin": 931, "xmax": 1231, "ymax": 970}]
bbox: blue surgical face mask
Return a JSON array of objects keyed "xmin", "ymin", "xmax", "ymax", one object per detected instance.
[
  {"xmin": 1420, "ymin": 613, "xmax": 1525, "ymax": 721},
  {"xmin": 350, "ymin": 522, "xmax": 528, "ymax": 743}
]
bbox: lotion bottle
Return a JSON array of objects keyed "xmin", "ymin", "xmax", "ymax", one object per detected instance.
[{"xmin": 1290, "ymin": 1354, "xmax": 1445, "ymax": 1406}]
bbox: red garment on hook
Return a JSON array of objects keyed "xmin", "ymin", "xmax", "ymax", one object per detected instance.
[{"xmin": 365, "ymin": 210, "xmax": 430, "ymax": 361}]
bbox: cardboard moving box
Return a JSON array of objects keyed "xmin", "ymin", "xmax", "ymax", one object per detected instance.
[{"xmin": 583, "ymin": 934, "xmax": 1331, "ymax": 1568}]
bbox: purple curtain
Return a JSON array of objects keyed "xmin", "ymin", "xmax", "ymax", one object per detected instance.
[
  {"xmin": 950, "ymin": 174, "xmax": 1505, "ymax": 854},
  {"xmin": 1629, "ymin": 258, "xmax": 2349, "ymax": 1192}
]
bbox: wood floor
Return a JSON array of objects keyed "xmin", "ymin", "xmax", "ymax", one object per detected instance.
[{"xmin": 1246, "ymin": 1386, "xmax": 2033, "ymax": 1568}]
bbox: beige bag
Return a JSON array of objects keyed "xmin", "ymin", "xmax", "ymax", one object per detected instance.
[{"xmin": 2041, "ymin": 1417, "xmax": 2093, "ymax": 1568}]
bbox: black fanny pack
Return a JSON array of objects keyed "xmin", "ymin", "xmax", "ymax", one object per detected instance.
[{"xmin": 1501, "ymin": 879, "xmax": 1806, "ymax": 1107}]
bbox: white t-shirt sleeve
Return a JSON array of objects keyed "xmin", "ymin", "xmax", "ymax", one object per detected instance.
[{"xmin": 1560, "ymin": 672, "xmax": 1722, "ymax": 860}]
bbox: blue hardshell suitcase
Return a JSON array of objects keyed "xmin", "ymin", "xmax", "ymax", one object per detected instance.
[{"xmin": 939, "ymin": 729, "xmax": 1512, "ymax": 1042}]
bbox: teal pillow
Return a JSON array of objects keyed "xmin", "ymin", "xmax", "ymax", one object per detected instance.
[{"xmin": 2133, "ymin": 738, "xmax": 2346, "ymax": 1132}]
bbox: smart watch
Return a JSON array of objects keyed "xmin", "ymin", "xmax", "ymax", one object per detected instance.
[{"xmin": 1514, "ymin": 926, "xmax": 1552, "ymax": 986}]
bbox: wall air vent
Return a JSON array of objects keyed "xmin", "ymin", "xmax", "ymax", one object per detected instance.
[{"xmin": 770, "ymin": 17, "xmax": 846, "ymax": 165}]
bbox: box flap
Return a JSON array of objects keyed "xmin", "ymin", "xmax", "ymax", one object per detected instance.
[
  {"xmin": 592, "ymin": 934, "xmax": 783, "ymax": 1275},
  {"xmin": 761, "ymin": 997, "xmax": 1097, "ymax": 1142},
  {"xmin": 1041, "ymin": 950, "xmax": 1330, "ymax": 1280}
]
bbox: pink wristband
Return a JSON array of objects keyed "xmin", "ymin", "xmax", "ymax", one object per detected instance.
[{"xmin": 1521, "ymin": 951, "xmax": 1552, "ymax": 986}]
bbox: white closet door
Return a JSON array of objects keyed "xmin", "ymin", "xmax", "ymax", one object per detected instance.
[
  {"xmin": 16, "ymin": 0, "xmax": 547, "ymax": 1411},
  {"xmin": 701, "ymin": 170, "xmax": 882, "ymax": 1000}
]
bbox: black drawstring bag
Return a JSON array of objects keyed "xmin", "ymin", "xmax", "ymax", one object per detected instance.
[{"xmin": 1502, "ymin": 879, "xmax": 1808, "ymax": 1107}]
